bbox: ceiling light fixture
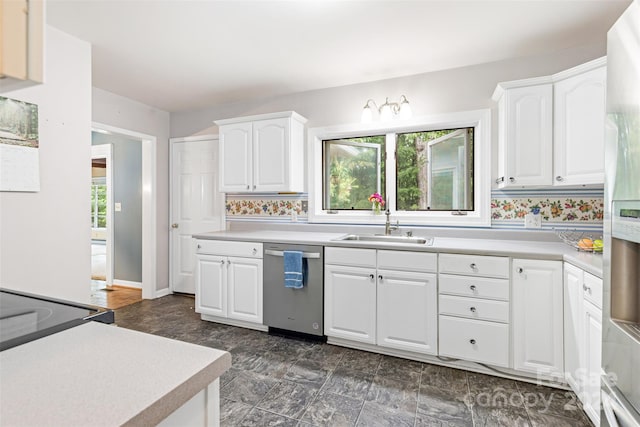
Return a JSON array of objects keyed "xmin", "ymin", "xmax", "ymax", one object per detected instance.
[{"xmin": 361, "ymin": 95, "xmax": 412, "ymax": 123}]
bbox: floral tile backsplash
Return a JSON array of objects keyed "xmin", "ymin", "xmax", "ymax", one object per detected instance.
[
  {"xmin": 491, "ymin": 197, "xmax": 604, "ymax": 222},
  {"xmin": 225, "ymin": 192, "xmax": 604, "ymax": 226},
  {"xmin": 226, "ymin": 197, "xmax": 307, "ymax": 217}
]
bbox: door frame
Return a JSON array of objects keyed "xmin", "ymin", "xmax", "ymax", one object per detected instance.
[
  {"xmin": 90, "ymin": 143, "xmax": 114, "ymax": 286},
  {"xmin": 92, "ymin": 122, "xmax": 157, "ymax": 300},
  {"xmin": 169, "ymin": 134, "xmax": 223, "ymax": 293}
]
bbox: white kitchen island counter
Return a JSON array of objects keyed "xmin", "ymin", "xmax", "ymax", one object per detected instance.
[{"xmin": 0, "ymin": 321, "xmax": 231, "ymax": 427}]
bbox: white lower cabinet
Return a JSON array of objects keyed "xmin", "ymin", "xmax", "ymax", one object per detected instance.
[
  {"xmin": 512, "ymin": 259, "xmax": 564, "ymax": 378},
  {"xmin": 439, "ymin": 316, "xmax": 510, "ymax": 367},
  {"xmin": 324, "ymin": 263, "xmax": 377, "ymax": 344},
  {"xmin": 324, "ymin": 247, "xmax": 438, "ymax": 354},
  {"xmin": 563, "ymin": 262, "xmax": 603, "ymax": 426},
  {"xmin": 195, "ymin": 240, "xmax": 263, "ymax": 327}
]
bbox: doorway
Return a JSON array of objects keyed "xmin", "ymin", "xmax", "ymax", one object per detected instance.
[
  {"xmin": 90, "ymin": 122, "xmax": 157, "ymax": 302},
  {"xmin": 90, "ymin": 143, "xmax": 113, "ymax": 287}
]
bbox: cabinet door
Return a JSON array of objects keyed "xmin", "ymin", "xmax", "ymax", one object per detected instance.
[
  {"xmin": 512, "ymin": 259, "xmax": 563, "ymax": 377},
  {"xmin": 195, "ymin": 255, "xmax": 227, "ymax": 317},
  {"xmin": 377, "ymin": 269, "xmax": 437, "ymax": 354},
  {"xmin": 253, "ymin": 118, "xmax": 289, "ymax": 192},
  {"xmin": 563, "ymin": 263, "xmax": 584, "ymax": 391},
  {"xmin": 219, "ymin": 122, "xmax": 252, "ymax": 192},
  {"xmin": 499, "ymin": 85, "xmax": 553, "ymax": 187},
  {"xmin": 582, "ymin": 301, "xmax": 602, "ymax": 426},
  {"xmin": 554, "ymin": 66, "xmax": 606, "ymax": 186},
  {"xmin": 324, "ymin": 264, "xmax": 376, "ymax": 344},
  {"xmin": 227, "ymin": 257, "xmax": 263, "ymax": 324}
]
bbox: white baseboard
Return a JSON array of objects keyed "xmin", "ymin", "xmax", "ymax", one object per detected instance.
[
  {"xmin": 155, "ymin": 288, "xmax": 171, "ymax": 298},
  {"xmin": 113, "ymin": 279, "xmax": 142, "ymax": 289}
]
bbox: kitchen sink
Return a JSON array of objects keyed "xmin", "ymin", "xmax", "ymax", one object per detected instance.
[{"xmin": 332, "ymin": 234, "xmax": 434, "ymax": 245}]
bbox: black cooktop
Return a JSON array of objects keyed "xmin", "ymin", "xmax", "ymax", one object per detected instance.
[{"xmin": 0, "ymin": 288, "xmax": 114, "ymax": 351}]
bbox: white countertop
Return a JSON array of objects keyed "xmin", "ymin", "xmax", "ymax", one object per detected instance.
[
  {"xmin": 194, "ymin": 230, "xmax": 603, "ymax": 277},
  {"xmin": 0, "ymin": 322, "xmax": 231, "ymax": 427}
]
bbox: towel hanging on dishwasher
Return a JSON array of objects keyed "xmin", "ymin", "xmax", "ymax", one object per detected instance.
[{"xmin": 284, "ymin": 250, "xmax": 305, "ymax": 289}]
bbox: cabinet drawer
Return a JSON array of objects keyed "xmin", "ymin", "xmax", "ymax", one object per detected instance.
[
  {"xmin": 439, "ymin": 254, "xmax": 509, "ymax": 278},
  {"xmin": 196, "ymin": 240, "xmax": 263, "ymax": 258},
  {"xmin": 439, "ymin": 316, "xmax": 509, "ymax": 367},
  {"xmin": 377, "ymin": 250, "xmax": 437, "ymax": 273},
  {"xmin": 439, "ymin": 274, "xmax": 510, "ymax": 301},
  {"xmin": 439, "ymin": 295, "xmax": 510, "ymax": 323},
  {"xmin": 583, "ymin": 272, "xmax": 603, "ymax": 309},
  {"xmin": 325, "ymin": 247, "xmax": 376, "ymax": 268}
]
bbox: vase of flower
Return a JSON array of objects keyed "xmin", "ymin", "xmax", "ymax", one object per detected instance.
[{"xmin": 368, "ymin": 192, "xmax": 385, "ymax": 215}]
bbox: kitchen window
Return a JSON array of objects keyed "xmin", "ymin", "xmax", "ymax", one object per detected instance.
[{"xmin": 308, "ymin": 109, "xmax": 490, "ymax": 226}]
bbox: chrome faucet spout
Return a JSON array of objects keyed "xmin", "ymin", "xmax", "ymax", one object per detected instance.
[{"xmin": 384, "ymin": 209, "xmax": 399, "ymax": 235}]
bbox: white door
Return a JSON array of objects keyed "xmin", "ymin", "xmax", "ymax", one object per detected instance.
[
  {"xmin": 219, "ymin": 123, "xmax": 253, "ymax": 192},
  {"xmin": 582, "ymin": 301, "xmax": 602, "ymax": 426},
  {"xmin": 553, "ymin": 66, "xmax": 606, "ymax": 186},
  {"xmin": 253, "ymin": 118, "xmax": 288, "ymax": 192},
  {"xmin": 170, "ymin": 138, "xmax": 224, "ymax": 294},
  {"xmin": 377, "ymin": 269, "xmax": 437, "ymax": 354},
  {"xmin": 563, "ymin": 262, "xmax": 584, "ymax": 391},
  {"xmin": 227, "ymin": 257, "xmax": 263, "ymax": 324},
  {"xmin": 195, "ymin": 255, "xmax": 227, "ymax": 317},
  {"xmin": 91, "ymin": 144, "xmax": 113, "ymax": 287},
  {"xmin": 512, "ymin": 259, "xmax": 563, "ymax": 377},
  {"xmin": 324, "ymin": 264, "xmax": 376, "ymax": 344},
  {"xmin": 501, "ymin": 85, "xmax": 553, "ymax": 187}
]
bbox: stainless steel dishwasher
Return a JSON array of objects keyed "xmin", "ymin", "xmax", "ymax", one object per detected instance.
[{"xmin": 263, "ymin": 243, "xmax": 324, "ymax": 338}]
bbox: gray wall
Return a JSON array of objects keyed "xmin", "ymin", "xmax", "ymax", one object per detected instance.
[
  {"xmin": 170, "ymin": 42, "xmax": 607, "ymax": 182},
  {"xmin": 92, "ymin": 132, "xmax": 143, "ymax": 283}
]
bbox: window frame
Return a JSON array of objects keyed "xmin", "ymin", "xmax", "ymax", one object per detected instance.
[{"xmin": 307, "ymin": 109, "xmax": 491, "ymax": 227}]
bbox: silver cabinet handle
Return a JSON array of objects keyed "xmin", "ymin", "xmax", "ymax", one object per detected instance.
[
  {"xmin": 495, "ymin": 177, "xmax": 504, "ymax": 184},
  {"xmin": 583, "ymin": 284, "xmax": 591, "ymax": 293},
  {"xmin": 227, "ymin": 260, "xmax": 231, "ymax": 265},
  {"xmin": 470, "ymin": 339, "xmax": 476, "ymax": 345},
  {"xmin": 517, "ymin": 267, "xmax": 524, "ymax": 274},
  {"xmin": 252, "ymin": 248, "xmax": 257, "ymax": 255},
  {"xmin": 378, "ymin": 275, "xmax": 383, "ymax": 281},
  {"xmin": 509, "ymin": 177, "xmax": 515, "ymax": 183},
  {"xmin": 469, "ymin": 285, "xmax": 476, "ymax": 291},
  {"xmin": 470, "ymin": 307, "xmax": 477, "ymax": 313},
  {"xmin": 369, "ymin": 274, "xmax": 375, "ymax": 280},
  {"xmin": 253, "ymin": 185, "xmax": 256, "ymax": 190},
  {"xmin": 470, "ymin": 263, "xmax": 477, "ymax": 269},
  {"xmin": 171, "ymin": 223, "xmax": 179, "ymax": 229},
  {"xmin": 556, "ymin": 176, "xmax": 564, "ymax": 182},
  {"xmin": 220, "ymin": 259, "xmax": 224, "ymax": 265},
  {"xmin": 246, "ymin": 185, "xmax": 250, "ymax": 190},
  {"xmin": 197, "ymin": 244, "xmax": 201, "ymax": 249}
]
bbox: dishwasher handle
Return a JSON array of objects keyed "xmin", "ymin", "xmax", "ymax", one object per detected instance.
[{"xmin": 264, "ymin": 249, "xmax": 321, "ymax": 259}]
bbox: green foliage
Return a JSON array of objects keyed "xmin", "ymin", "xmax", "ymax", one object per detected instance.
[{"xmin": 91, "ymin": 184, "xmax": 107, "ymax": 228}]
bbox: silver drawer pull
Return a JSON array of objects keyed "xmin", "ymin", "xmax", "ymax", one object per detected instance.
[
  {"xmin": 470, "ymin": 263, "xmax": 477, "ymax": 269},
  {"xmin": 470, "ymin": 339, "xmax": 476, "ymax": 345},
  {"xmin": 369, "ymin": 274, "xmax": 375, "ymax": 280},
  {"xmin": 469, "ymin": 285, "xmax": 476, "ymax": 291},
  {"xmin": 378, "ymin": 275, "xmax": 383, "ymax": 281},
  {"xmin": 220, "ymin": 260, "xmax": 224, "ymax": 265},
  {"xmin": 517, "ymin": 267, "xmax": 524, "ymax": 274},
  {"xmin": 264, "ymin": 249, "xmax": 320, "ymax": 259},
  {"xmin": 470, "ymin": 307, "xmax": 477, "ymax": 313},
  {"xmin": 583, "ymin": 284, "xmax": 591, "ymax": 293}
]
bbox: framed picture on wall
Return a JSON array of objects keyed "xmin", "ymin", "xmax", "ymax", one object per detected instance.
[{"xmin": 0, "ymin": 96, "xmax": 40, "ymax": 192}]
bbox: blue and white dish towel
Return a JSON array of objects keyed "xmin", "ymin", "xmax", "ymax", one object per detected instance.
[{"xmin": 284, "ymin": 250, "xmax": 305, "ymax": 289}]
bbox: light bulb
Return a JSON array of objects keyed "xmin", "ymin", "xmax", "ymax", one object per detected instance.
[
  {"xmin": 399, "ymin": 100, "xmax": 412, "ymax": 119},
  {"xmin": 380, "ymin": 99, "xmax": 392, "ymax": 121}
]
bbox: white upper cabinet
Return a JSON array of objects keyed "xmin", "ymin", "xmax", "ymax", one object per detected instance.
[
  {"xmin": 493, "ymin": 57, "xmax": 607, "ymax": 189},
  {"xmin": 216, "ymin": 111, "xmax": 307, "ymax": 193},
  {"xmin": 0, "ymin": 0, "xmax": 44, "ymax": 90},
  {"xmin": 495, "ymin": 82, "xmax": 554, "ymax": 187},
  {"xmin": 553, "ymin": 65, "xmax": 607, "ymax": 186}
]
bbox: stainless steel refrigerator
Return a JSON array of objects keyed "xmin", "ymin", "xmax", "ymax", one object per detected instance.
[{"xmin": 602, "ymin": 1, "xmax": 640, "ymax": 426}]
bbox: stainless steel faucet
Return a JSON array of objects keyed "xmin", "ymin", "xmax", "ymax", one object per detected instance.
[{"xmin": 384, "ymin": 208, "xmax": 399, "ymax": 235}]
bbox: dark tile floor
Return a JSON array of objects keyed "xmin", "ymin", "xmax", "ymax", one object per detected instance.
[{"xmin": 115, "ymin": 295, "xmax": 593, "ymax": 427}]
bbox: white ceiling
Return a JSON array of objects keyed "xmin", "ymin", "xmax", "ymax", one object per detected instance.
[{"xmin": 47, "ymin": 0, "xmax": 631, "ymax": 113}]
